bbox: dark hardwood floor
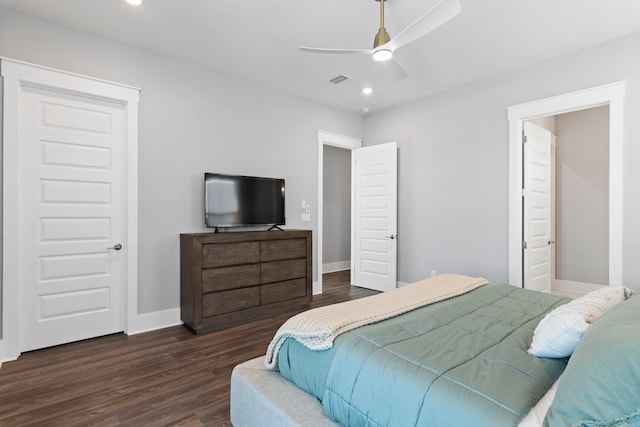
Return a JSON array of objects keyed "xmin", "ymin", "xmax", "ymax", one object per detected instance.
[{"xmin": 0, "ymin": 271, "xmax": 377, "ymax": 427}]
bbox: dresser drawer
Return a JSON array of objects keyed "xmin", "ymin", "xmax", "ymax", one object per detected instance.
[
  {"xmin": 261, "ymin": 239, "xmax": 306, "ymax": 262},
  {"xmin": 202, "ymin": 242, "xmax": 259, "ymax": 268},
  {"xmin": 203, "ymin": 286, "xmax": 260, "ymax": 317},
  {"xmin": 261, "ymin": 259, "xmax": 307, "ymax": 284},
  {"xmin": 202, "ymin": 264, "xmax": 260, "ymax": 292},
  {"xmin": 261, "ymin": 278, "xmax": 307, "ymax": 305}
]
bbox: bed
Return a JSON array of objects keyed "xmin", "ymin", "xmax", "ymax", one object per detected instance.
[{"xmin": 230, "ymin": 274, "xmax": 640, "ymax": 427}]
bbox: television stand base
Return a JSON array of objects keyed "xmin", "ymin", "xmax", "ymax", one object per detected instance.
[{"xmin": 268, "ymin": 225, "xmax": 284, "ymax": 231}]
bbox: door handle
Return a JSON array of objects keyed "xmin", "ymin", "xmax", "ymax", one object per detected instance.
[
  {"xmin": 386, "ymin": 234, "xmax": 397, "ymax": 240},
  {"xmin": 108, "ymin": 243, "xmax": 123, "ymax": 251}
]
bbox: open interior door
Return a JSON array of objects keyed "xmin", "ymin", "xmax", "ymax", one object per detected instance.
[
  {"xmin": 353, "ymin": 142, "xmax": 398, "ymax": 291},
  {"xmin": 523, "ymin": 121, "xmax": 553, "ymax": 292}
]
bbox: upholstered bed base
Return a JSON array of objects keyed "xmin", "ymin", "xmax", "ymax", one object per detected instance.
[
  {"xmin": 230, "ymin": 356, "xmax": 557, "ymax": 427},
  {"xmin": 230, "ymin": 356, "xmax": 338, "ymax": 427}
]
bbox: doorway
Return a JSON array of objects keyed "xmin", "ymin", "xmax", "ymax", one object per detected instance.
[
  {"xmin": 508, "ymin": 82, "xmax": 625, "ymax": 292},
  {"xmin": 316, "ymin": 130, "xmax": 362, "ymax": 294},
  {"xmin": 322, "ymin": 145, "xmax": 352, "ymax": 276},
  {"xmin": 524, "ymin": 105, "xmax": 610, "ymax": 294},
  {"xmin": 316, "ymin": 131, "xmax": 398, "ymax": 294}
]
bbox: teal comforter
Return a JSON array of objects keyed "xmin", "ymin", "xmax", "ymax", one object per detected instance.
[{"xmin": 278, "ymin": 284, "xmax": 569, "ymax": 427}]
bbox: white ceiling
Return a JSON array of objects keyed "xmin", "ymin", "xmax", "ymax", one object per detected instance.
[{"xmin": 3, "ymin": 0, "xmax": 640, "ymax": 114}]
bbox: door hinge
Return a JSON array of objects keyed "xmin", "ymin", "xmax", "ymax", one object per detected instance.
[
  {"xmin": 522, "ymin": 134, "xmax": 528, "ymax": 143},
  {"xmin": 522, "ymin": 241, "xmax": 528, "ymax": 250},
  {"xmin": 521, "ymin": 188, "xmax": 527, "ymax": 197}
]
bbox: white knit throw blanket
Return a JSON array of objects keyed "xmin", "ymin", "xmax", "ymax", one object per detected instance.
[{"xmin": 264, "ymin": 274, "xmax": 489, "ymax": 368}]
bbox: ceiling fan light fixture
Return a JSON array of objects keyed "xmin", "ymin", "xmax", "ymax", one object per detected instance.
[
  {"xmin": 373, "ymin": 49, "xmax": 392, "ymax": 61},
  {"xmin": 298, "ymin": 0, "xmax": 461, "ymax": 81}
]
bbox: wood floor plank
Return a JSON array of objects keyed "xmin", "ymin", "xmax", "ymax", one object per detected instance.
[{"xmin": 0, "ymin": 271, "xmax": 377, "ymax": 426}]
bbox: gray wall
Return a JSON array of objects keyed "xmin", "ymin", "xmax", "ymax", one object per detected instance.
[
  {"xmin": 555, "ymin": 106, "xmax": 609, "ymax": 285},
  {"xmin": 322, "ymin": 145, "xmax": 351, "ymax": 269},
  {"xmin": 0, "ymin": 7, "xmax": 362, "ymax": 315},
  {"xmin": 3, "ymin": 6, "xmax": 640, "ymax": 325},
  {"xmin": 363, "ymin": 31, "xmax": 640, "ymax": 290}
]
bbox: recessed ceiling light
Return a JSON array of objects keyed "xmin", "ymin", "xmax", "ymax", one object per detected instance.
[
  {"xmin": 126, "ymin": 0, "xmax": 142, "ymax": 5},
  {"xmin": 362, "ymin": 87, "xmax": 373, "ymax": 95}
]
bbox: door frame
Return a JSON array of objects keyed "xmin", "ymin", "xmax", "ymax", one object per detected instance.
[
  {"xmin": 316, "ymin": 130, "xmax": 362, "ymax": 294},
  {"xmin": 1, "ymin": 58, "xmax": 139, "ymax": 361},
  {"xmin": 507, "ymin": 81, "xmax": 625, "ymax": 289}
]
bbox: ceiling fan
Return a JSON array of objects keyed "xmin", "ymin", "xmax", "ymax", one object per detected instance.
[{"xmin": 299, "ymin": 0, "xmax": 461, "ymax": 80}]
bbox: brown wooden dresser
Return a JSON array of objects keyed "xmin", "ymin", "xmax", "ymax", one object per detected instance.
[{"xmin": 180, "ymin": 229, "xmax": 312, "ymax": 333}]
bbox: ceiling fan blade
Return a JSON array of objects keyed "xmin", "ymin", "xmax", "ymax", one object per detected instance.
[
  {"xmin": 386, "ymin": 0, "xmax": 461, "ymax": 52},
  {"xmin": 384, "ymin": 58, "xmax": 409, "ymax": 81},
  {"xmin": 299, "ymin": 46, "xmax": 372, "ymax": 55}
]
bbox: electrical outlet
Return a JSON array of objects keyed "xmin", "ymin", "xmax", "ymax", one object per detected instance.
[
  {"xmin": 430, "ymin": 270, "xmax": 436, "ymax": 278},
  {"xmin": 301, "ymin": 213, "xmax": 311, "ymax": 222}
]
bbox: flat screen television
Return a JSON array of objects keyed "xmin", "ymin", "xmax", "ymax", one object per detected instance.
[{"xmin": 204, "ymin": 172, "xmax": 285, "ymax": 228}]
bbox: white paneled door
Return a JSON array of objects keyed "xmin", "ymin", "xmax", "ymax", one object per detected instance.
[
  {"xmin": 18, "ymin": 85, "xmax": 126, "ymax": 352},
  {"xmin": 354, "ymin": 142, "xmax": 398, "ymax": 292},
  {"xmin": 523, "ymin": 121, "xmax": 553, "ymax": 292}
]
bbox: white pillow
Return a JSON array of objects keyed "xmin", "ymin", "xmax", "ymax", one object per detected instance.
[{"xmin": 528, "ymin": 286, "xmax": 631, "ymax": 358}]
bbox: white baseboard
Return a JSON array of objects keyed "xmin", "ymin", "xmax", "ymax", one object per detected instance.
[
  {"xmin": 0, "ymin": 308, "xmax": 183, "ymax": 364},
  {"xmin": 322, "ymin": 261, "xmax": 350, "ymax": 273},
  {"xmin": 0, "ymin": 276, "xmax": 415, "ymax": 365},
  {"xmin": 128, "ymin": 307, "xmax": 182, "ymax": 335},
  {"xmin": 553, "ymin": 279, "xmax": 604, "ymax": 296},
  {"xmin": 0, "ymin": 340, "xmax": 19, "ymax": 364}
]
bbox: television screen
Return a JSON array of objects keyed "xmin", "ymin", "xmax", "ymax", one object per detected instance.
[{"xmin": 204, "ymin": 173, "xmax": 285, "ymax": 228}]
